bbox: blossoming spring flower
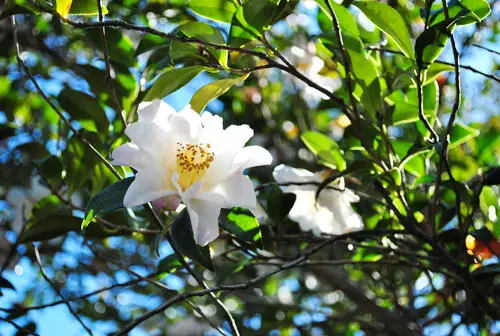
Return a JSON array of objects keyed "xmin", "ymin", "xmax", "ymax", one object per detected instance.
[
  {"xmin": 282, "ymin": 42, "xmax": 341, "ymax": 104},
  {"xmin": 272, "ymin": 164, "xmax": 363, "ymax": 235},
  {"xmin": 111, "ymin": 100, "xmax": 272, "ymax": 246}
]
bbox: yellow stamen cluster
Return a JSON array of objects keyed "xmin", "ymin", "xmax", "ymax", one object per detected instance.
[{"xmin": 175, "ymin": 142, "xmax": 214, "ymax": 190}]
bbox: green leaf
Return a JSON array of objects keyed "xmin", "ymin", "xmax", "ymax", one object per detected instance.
[
  {"xmin": 317, "ymin": 1, "xmax": 378, "ymax": 86},
  {"xmin": 86, "ymin": 28, "xmax": 135, "ymax": 67},
  {"xmin": 40, "ymin": 156, "xmax": 63, "ymax": 187},
  {"xmin": 144, "ymin": 66, "xmax": 209, "ymax": 101},
  {"xmin": 449, "ymin": 122, "xmax": 480, "ymax": 149},
  {"xmin": 191, "ymin": 75, "xmax": 248, "ymax": 112},
  {"xmin": 55, "ymin": 0, "xmax": 71, "ymax": 18},
  {"xmin": 170, "ymin": 210, "xmax": 214, "ymax": 270},
  {"xmin": 135, "ymin": 35, "xmax": 168, "ymax": 56},
  {"xmin": 386, "ymin": 81, "xmax": 438, "ymax": 125},
  {"xmin": 15, "ymin": 142, "xmax": 50, "ymax": 160},
  {"xmin": 68, "ymin": 0, "xmax": 109, "ymax": 15},
  {"xmin": 171, "ymin": 22, "xmax": 227, "ymax": 67},
  {"xmin": 415, "ymin": 19, "xmax": 457, "ymax": 69},
  {"xmin": 354, "ymin": 1, "xmax": 415, "ymax": 59},
  {"xmin": 219, "ymin": 207, "xmax": 263, "ymax": 249},
  {"xmin": 187, "ymin": 0, "xmax": 238, "ymax": 23},
  {"xmin": 19, "ymin": 215, "xmax": 81, "ymax": 243},
  {"xmin": 301, "ymin": 131, "xmax": 347, "ymax": 170},
  {"xmin": 229, "ymin": 0, "xmax": 280, "ymax": 47},
  {"xmin": 423, "ymin": 63, "xmax": 454, "ymax": 85},
  {"xmin": 359, "ymin": 78, "xmax": 381, "ymax": 119},
  {"xmin": 58, "ymin": 87, "xmax": 109, "ymax": 133},
  {"xmin": 82, "ymin": 177, "xmax": 134, "ymax": 230},
  {"xmin": 266, "ymin": 186, "xmax": 296, "ymax": 223},
  {"xmin": 429, "ymin": 0, "xmax": 491, "ymax": 27},
  {"xmin": 63, "ymin": 136, "xmax": 94, "ymax": 195},
  {"xmin": 156, "ymin": 254, "xmax": 183, "ymax": 280}
]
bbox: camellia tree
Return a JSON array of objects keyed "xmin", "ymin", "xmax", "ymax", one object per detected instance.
[{"xmin": 0, "ymin": 0, "xmax": 499, "ymax": 334}]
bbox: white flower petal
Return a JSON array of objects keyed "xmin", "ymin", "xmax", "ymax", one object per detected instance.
[
  {"xmin": 138, "ymin": 99, "xmax": 175, "ymax": 125},
  {"xmin": 273, "ymin": 164, "xmax": 317, "ymax": 184},
  {"xmin": 186, "ymin": 199, "xmax": 221, "ymax": 246},
  {"xmin": 210, "ymin": 174, "xmax": 257, "ymax": 209},
  {"xmin": 232, "ymin": 146, "xmax": 273, "ymax": 172},
  {"xmin": 201, "ymin": 112, "xmax": 223, "ymax": 131},
  {"xmin": 110, "ymin": 143, "xmax": 149, "ymax": 170},
  {"xmin": 169, "ymin": 105, "xmax": 202, "ymax": 141},
  {"xmin": 221, "ymin": 124, "xmax": 253, "ymax": 151},
  {"xmin": 123, "ymin": 171, "xmax": 176, "ymax": 207},
  {"xmin": 203, "ymin": 150, "xmax": 237, "ymax": 187}
]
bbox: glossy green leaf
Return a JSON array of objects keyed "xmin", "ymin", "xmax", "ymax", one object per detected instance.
[
  {"xmin": 170, "ymin": 210, "xmax": 214, "ymax": 270},
  {"xmin": 58, "ymin": 87, "xmax": 109, "ymax": 132},
  {"xmin": 19, "ymin": 214, "xmax": 81, "ymax": 243},
  {"xmin": 187, "ymin": 0, "xmax": 238, "ymax": 23},
  {"xmin": 415, "ymin": 19, "xmax": 457, "ymax": 69},
  {"xmin": 266, "ymin": 185, "xmax": 296, "ymax": 223},
  {"xmin": 386, "ymin": 81, "xmax": 438, "ymax": 125},
  {"xmin": 86, "ymin": 28, "xmax": 135, "ymax": 67},
  {"xmin": 144, "ymin": 66, "xmax": 209, "ymax": 101},
  {"xmin": 449, "ymin": 122, "xmax": 480, "ymax": 149},
  {"xmin": 317, "ymin": 1, "xmax": 378, "ymax": 86},
  {"xmin": 15, "ymin": 142, "xmax": 50, "ymax": 160},
  {"xmin": 301, "ymin": 131, "xmax": 347, "ymax": 170},
  {"xmin": 219, "ymin": 207, "xmax": 263, "ymax": 249},
  {"xmin": 82, "ymin": 177, "xmax": 134, "ymax": 230},
  {"xmin": 68, "ymin": 0, "xmax": 109, "ymax": 15},
  {"xmin": 229, "ymin": 0, "xmax": 280, "ymax": 47},
  {"xmin": 156, "ymin": 254, "xmax": 183, "ymax": 280},
  {"xmin": 191, "ymin": 74, "xmax": 248, "ymax": 112},
  {"xmin": 171, "ymin": 22, "xmax": 227, "ymax": 66},
  {"xmin": 360, "ymin": 78, "xmax": 381, "ymax": 119},
  {"xmin": 135, "ymin": 35, "xmax": 168, "ymax": 56},
  {"xmin": 429, "ymin": 0, "xmax": 491, "ymax": 27},
  {"xmin": 354, "ymin": 1, "xmax": 415, "ymax": 59}
]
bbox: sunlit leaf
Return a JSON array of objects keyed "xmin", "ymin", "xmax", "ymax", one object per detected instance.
[{"xmin": 191, "ymin": 75, "xmax": 248, "ymax": 112}]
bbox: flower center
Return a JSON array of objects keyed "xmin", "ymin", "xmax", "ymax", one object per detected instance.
[{"xmin": 175, "ymin": 142, "xmax": 214, "ymax": 191}]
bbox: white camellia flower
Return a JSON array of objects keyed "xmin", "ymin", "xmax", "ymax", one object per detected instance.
[
  {"xmin": 272, "ymin": 164, "xmax": 363, "ymax": 235},
  {"xmin": 283, "ymin": 42, "xmax": 341, "ymax": 104},
  {"xmin": 111, "ymin": 99, "xmax": 273, "ymax": 246}
]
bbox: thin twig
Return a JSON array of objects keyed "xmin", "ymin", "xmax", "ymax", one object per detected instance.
[
  {"xmin": 365, "ymin": 46, "xmax": 500, "ymax": 83},
  {"xmin": 33, "ymin": 245, "xmax": 93, "ymax": 335},
  {"xmin": 325, "ymin": 0, "xmax": 358, "ymax": 118},
  {"xmin": 471, "ymin": 44, "xmax": 500, "ymax": 56},
  {"xmin": 0, "ymin": 316, "xmax": 40, "ymax": 336},
  {"xmin": 95, "ymin": 0, "xmax": 125, "ymax": 127}
]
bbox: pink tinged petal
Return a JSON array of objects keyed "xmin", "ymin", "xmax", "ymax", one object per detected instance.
[
  {"xmin": 152, "ymin": 195, "xmax": 182, "ymax": 211},
  {"xmin": 186, "ymin": 199, "xmax": 221, "ymax": 246},
  {"xmin": 110, "ymin": 143, "xmax": 148, "ymax": 170},
  {"xmin": 232, "ymin": 146, "xmax": 273, "ymax": 173},
  {"xmin": 138, "ymin": 99, "xmax": 175, "ymax": 125},
  {"xmin": 210, "ymin": 174, "xmax": 257, "ymax": 210},
  {"xmin": 123, "ymin": 171, "xmax": 177, "ymax": 207}
]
